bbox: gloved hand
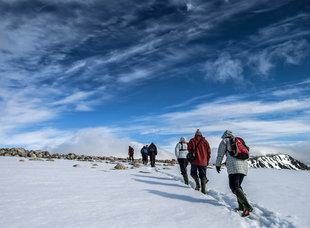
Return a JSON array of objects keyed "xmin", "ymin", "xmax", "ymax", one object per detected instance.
[{"xmin": 216, "ymin": 166, "xmax": 221, "ymax": 173}]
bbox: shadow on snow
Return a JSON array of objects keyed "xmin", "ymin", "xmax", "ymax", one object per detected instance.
[
  {"xmin": 132, "ymin": 174, "xmax": 173, "ymax": 181},
  {"xmin": 146, "ymin": 189, "xmax": 222, "ymax": 206},
  {"xmin": 133, "ymin": 178, "xmax": 189, "ymax": 188}
]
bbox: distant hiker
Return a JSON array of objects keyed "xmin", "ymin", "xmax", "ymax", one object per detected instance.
[
  {"xmin": 147, "ymin": 142, "xmax": 157, "ymax": 167},
  {"xmin": 128, "ymin": 146, "xmax": 134, "ymax": 162},
  {"xmin": 215, "ymin": 130, "xmax": 253, "ymax": 217},
  {"xmin": 175, "ymin": 137, "xmax": 189, "ymax": 185},
  {"xmin": 141, "ymin": 145, "xmax": 148, "ymax": 165},
  {"xmin": 187, "ymin": 129, "xmax": 211, "ymax": 194}
]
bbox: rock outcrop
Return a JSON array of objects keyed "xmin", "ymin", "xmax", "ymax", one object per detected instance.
[
  {"xmin": 0, "ymin": 148, "xmax": 177, "ymax": 164},
  {"xmin": 248, "ymin": 154, "xmax": 309, "ymax": 170}
]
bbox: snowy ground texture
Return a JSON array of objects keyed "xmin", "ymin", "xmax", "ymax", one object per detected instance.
[{"xmin": 0, "ymin": 157, "xmax": 309, "ymax": 228}]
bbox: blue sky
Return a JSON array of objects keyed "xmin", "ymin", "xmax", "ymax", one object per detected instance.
[{"xmin": 0, "ymin": 0, "xmax": 310, "ymax": 163}]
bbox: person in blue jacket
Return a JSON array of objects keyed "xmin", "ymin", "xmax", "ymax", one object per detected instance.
[{"xmin": 141, "ymin": 145, "xmax": 148, "ymax": 165}]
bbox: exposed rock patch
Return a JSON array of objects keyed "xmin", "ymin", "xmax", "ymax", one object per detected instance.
[
  {"xmin": 29, "ymin": 158, "xmax": 44, "ymax": 161},
  {"xmin": 114, "ymin": 163, "xmax": 127, "ymax": 170},
  {"xmin": 1, "ymin": 148, "xmax": 193, "ymax": 166}
]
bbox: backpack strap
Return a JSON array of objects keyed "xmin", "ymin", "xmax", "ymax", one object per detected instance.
[{"xmin": 195, "ymin": 137, "xmax": 203, "ymax": 150}]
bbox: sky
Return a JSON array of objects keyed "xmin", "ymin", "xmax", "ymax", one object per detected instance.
[{"xmin": 0, "ymin": 0, "xmax": 310, "ymax": 163}]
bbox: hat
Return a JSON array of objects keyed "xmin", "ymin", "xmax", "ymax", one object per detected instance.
[
  {"xmin": 195, "ymin": 129, "xmax": 202, "ymax": 137},
  {"xmin": 180, "ymin": 137, "xmax": 186, "ymax": 142},
  {"xmin": 222, "ymin": 130, "xmax": 233, "ymax": 139}
]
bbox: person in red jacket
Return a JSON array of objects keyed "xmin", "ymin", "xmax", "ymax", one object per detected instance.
[
  {"xmin": 187, "ymin": 129, "xmax": 211, "ymax": 194},
  {"xmin": 128, "ymin": 146, "xmax": 134, "ymax": 162}
]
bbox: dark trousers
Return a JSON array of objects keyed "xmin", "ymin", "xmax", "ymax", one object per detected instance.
[
  {"xmin": 177, "ymin": 158, "xmax": 188, "ymax": 175},
  {"xmin": 142, "ymin": 153, "xmax": 148, "ymax": 164},
  {"xmin": 190, "ymin": 164, "xmax": 207, "ymax": 180},
  {"xmin": 229, "ymin": 174, "xmax": 245, "ymax": 194},
  {"xmin": 149, "ymin": 152, "xmax": 156, "ymax": 167},
  {"xmin": 129, "ymin": 154, "xmax": 134, "ymax": 162}
]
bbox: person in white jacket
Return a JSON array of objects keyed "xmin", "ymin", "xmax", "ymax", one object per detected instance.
[
  {"xmin": 216, "ymin": 130, "xmax": 253, "ymax": 217},
  {"xmin": 175, "ymin": 137, "xmax": 189, "ymax": 185}
]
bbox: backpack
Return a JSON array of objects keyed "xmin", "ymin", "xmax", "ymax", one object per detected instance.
[
  {"xmin": 149, "ymin": 146, "xmax": 155, "ymax": 153},
  {"xmin": 142, "ymin": 148, "xmax": 148, "ymax": 153},
  {"xmin": 129, "ymin": 147, "xmax": 134, "ymax": 153},
  {"xmin": 229, "ymin": 137, "xmax": 249, "ymax": 160}
]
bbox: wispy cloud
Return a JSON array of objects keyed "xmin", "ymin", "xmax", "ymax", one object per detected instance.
[
  {"xmin": 205, "ymin": 52, "xmax": 243, "ymax": 82},
  {"xmin": 52, "ymin": 91, "xmax": 95, "ymax": 108},
  {"xmin": 250, "ymin": 13, "xmax": 310, "ymax": 47},
  {"xmin": 131, "ymin": 82, "xmax": 310, "ymax": 147},
  {"xmin": 165, "ymin": 94, "xmax": 214, "ymax": 109},
  {"xmin": 249, "ymin": 40, "xmax": 309, "ymax": 76},
  {"xmin": 272, "ymin": 87, "xmax": 310, "ymax": 97}
]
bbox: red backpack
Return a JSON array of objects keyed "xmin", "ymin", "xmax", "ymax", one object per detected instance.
[{"xmin": 229, "ymin": 137, "xmax": 249, "ymax": 160}]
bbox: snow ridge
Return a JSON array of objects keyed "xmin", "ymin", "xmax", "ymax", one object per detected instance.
[
  {"xmin": 248, "ymin": 154, "xmax": 309, "ymax": 170},
  {"xmin": 155, "ymin": 167, "xmax": 295, "ymax": 228}
]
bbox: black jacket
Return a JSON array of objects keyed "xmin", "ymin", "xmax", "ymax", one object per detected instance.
[{"xmin": 147, "ymin": 143, "xmax": 157, "ymax": 155}]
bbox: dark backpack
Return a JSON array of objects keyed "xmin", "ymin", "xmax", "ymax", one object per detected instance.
[
  {"xmin": 229, "ymin": 137, "xmax": 249, "ymax": 160},
  {"xmin": 149, "ymin": 146, "xmax": 155, "ymax": 153},
  {"xmin": 129, "ymin": 147, "xmax": 134, "ymax": 153}
]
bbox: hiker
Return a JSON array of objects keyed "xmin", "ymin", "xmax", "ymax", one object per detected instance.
[
  {"xmin": 187, "ymin": 129, "xmax": 211, "ymax": 194},
  {"xmin": 215, "ymin": 130, "xmax": 253, "ymax": 217},
  {"xmin": 140, "ymin": 145, "xmax": 148, "ymax": 165},
  {"xmin": 128, "ymin": 146, "xmax": 134, "ymax": 162},
  {"xmin": 147, "ymin": 142, "xmax": 157, "ymax": 167},
  {"xmin": 175, "ymin": 137, "xmax": 189, "ymax": 185}
]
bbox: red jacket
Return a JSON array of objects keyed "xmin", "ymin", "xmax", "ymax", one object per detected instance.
[
  {"xmin": 128, "ymin": 147, "xmax": 134, "ymax": 155},
  {"xmin": 187, "ymin": 136, "xmax": 211, "ymax": 166}
]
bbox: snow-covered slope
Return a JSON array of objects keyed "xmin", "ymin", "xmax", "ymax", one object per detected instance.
[
  {"xmin": 248, "ymin": 154, "xmax": 309, "ymax": 170},
  {"xmin": 1, "ymin": 157, "xmax": 309, "ymax": 228}
]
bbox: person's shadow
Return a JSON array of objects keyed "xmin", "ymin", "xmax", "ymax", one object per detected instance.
[
  {"xmin": 133, "ymin": 174, "xmax": 172, "ymax": 181},
  {"xmin": 146, "ymin": 189, "xmax": 222, "ymax": 206},
  {"xmin": 133, "ymin": 178, "xmax": 188, "ymax": 188}
]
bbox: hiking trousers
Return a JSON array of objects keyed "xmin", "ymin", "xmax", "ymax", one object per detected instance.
[
  {"xmin": 129, "ymin": 154, "xmax": 134, "ymax": 162},
  {"xmin": 149, "ymin": 152, "xmax": 156, "ymax": 167},
  {"xmin": 229, "ymin": 173, "xmax": 245, "ymax": 194},
  {"xmin": 190, "ymin": 164, "xmax": 207, "ymax": 180},
  {"xmin": 142, "ymin": 153, "xmax": 148, "ymax": 164},
  {"xmin": 177, "ymin": 158, "xmax": 188, "ymax": 175}
]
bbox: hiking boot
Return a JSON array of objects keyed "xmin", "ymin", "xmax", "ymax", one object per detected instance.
[
  {"xmin": 235, "ymin": 188, "xmax": 253, "ymax": 216},
  {"xmin": 182, "ymin": 174, "xmax": 189, "ymax": 185},
  {"xmin": 242, "ymin": 207, "xmax": 253, "ymax": 217},
  {"xmin": 234, "ymin": 199, "xmax": 243, "ymax": 211},
  {"xmin": 191, "ymin": 175, "xmax": 200, "ymax": 190},
  {"xmin": 242, "ymin": 210, "xmax": 250, "ymax": 217},
  {"xmin": 201, "ymin": 179, "xmax": 208, "ymax": 194}
]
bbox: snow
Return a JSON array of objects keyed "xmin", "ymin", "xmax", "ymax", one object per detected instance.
[{"xmin": 0, "ymin": 157, "xmax": 309, "ymax": 228}]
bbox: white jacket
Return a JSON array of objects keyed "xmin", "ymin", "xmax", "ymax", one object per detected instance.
[{"xmin": 175, "ymin": 142, "xmax": 188, "ymax": 159}]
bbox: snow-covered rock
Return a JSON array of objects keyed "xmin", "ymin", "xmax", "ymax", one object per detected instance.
[{"xmin": 248, "ymin": 154, "xmax": 309, "ymax": 170}]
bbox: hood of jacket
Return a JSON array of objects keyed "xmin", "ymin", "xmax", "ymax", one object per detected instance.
[{"xmin": 221, "ymin": 130, "xmax": 233, "ymax": 139}]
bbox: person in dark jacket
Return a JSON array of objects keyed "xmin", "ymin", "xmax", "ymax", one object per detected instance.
[
  {"xmin": 147, "ymin": 142, "xmax": 157, "ymax": 167},
  {"xmin": 187, "ymin": 129, "xmax": 211, "ymax": 194},
  {"xmin": 140, "ymin": 145, "xmax": 148, "ymax": 165},
  {"xmin": 128, "ymin": 146, "xmax": 134, "ymax": 162}
]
